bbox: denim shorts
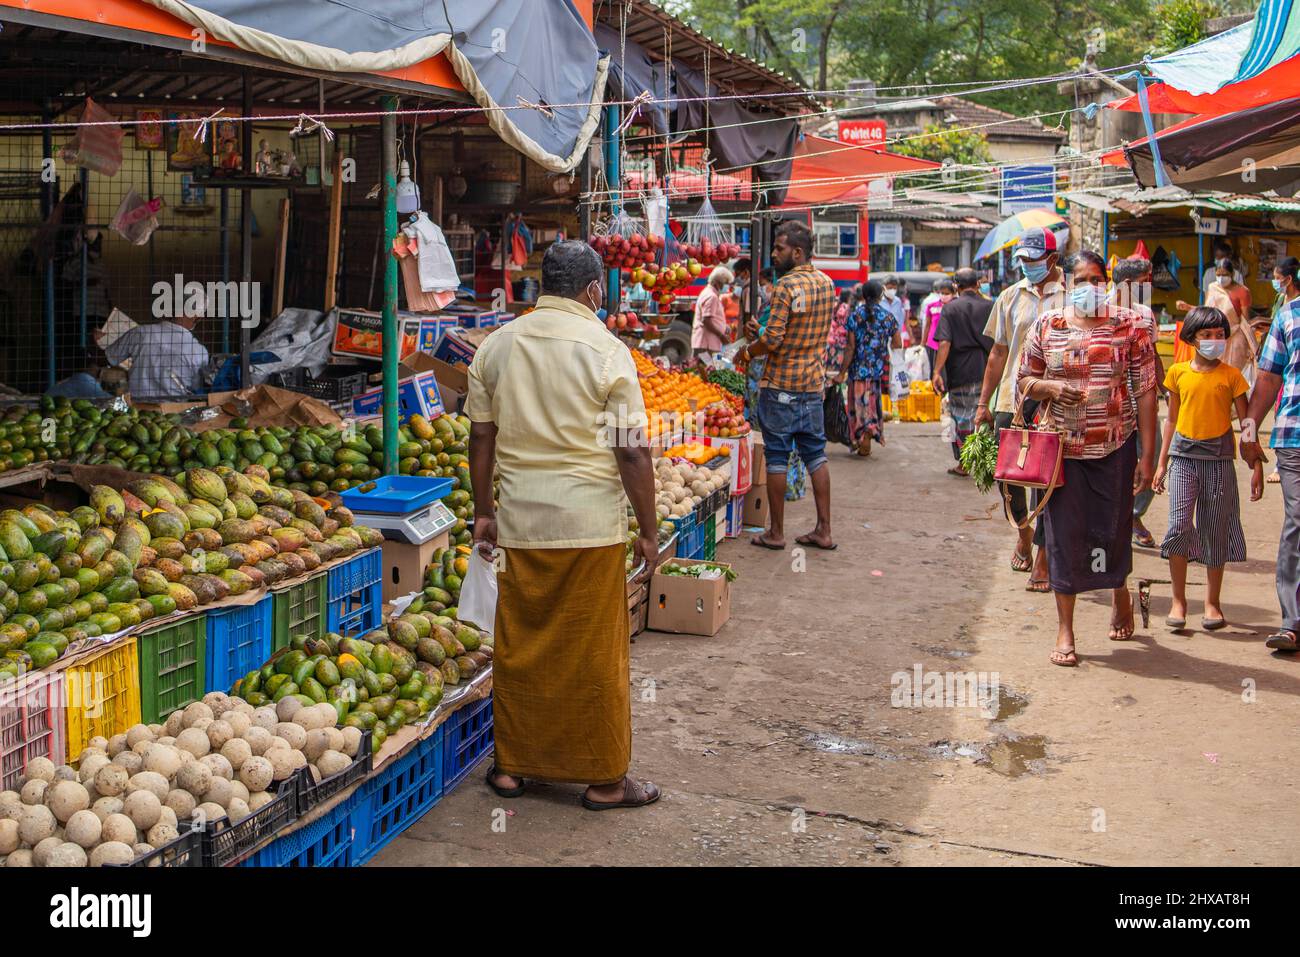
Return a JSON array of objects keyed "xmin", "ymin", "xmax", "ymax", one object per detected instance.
[{"xmin": 758, "ymin": 387, "xmax": 828, "ymax": 475}]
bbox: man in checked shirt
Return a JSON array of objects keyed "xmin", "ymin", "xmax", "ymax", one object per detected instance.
[{"xmin": 739, "ymin": 220, "xmax": 838, "ymax": 551}]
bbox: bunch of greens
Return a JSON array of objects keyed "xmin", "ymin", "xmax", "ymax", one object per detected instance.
[
  {"xmin": 959, "ymin": 425, "xmax": 999, "ymax": 494},
  {"xmin": 706, "ymin": 369, "xmax": 747, "ymax": 396},
  {"xmin": 662, "ymin": 561, "xmax": 737, "ymax": 582}
]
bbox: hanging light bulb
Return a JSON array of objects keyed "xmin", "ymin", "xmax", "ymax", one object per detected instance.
[{"xmin": 395, "ymin": 160, "xmax": 420, "ymax": 215}]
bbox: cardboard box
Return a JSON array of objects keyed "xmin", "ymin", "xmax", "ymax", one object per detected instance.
[
  {"xmin": 418, "ymin": 317, "xmax": 458, "ymax": 354},
  {"xmin": 433, "ymin": 326, "xmax": 495, "ymax": 368},
  {"xmin": 681, "ymin": 432, "xmax": 753, "ymax": 496},
  {"xmin": 379, "ymin": 530, "xmax": 450, "ymax": 604},
  {"xmin": 646, "ymin": 558, "xmax": 732, "ymax": 637},
  {"xmin": 750, "ymin": 434, "xmax": 766, "ymax": 486},
  {"xmin": 333, "ymin": 307, "xmax": 421, "ymax": 362},
  {"xmin": 350, "ymin": 351, "xmax": 445, "ymax": 422},
  {"xmin": 742, "ymin": 486, "xmax": 768, "ymax": 527},
  {"xmin": 429, "ymin": 356, "xmax": 468, "ymax": 414}
]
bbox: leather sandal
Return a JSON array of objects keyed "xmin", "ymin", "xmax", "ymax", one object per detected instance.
[
  {"xmin": 485, "ymin": 766, "xmax": 525, "ymax": 798},
  {"xmin": 582, "ymin": 777, "xmax": 661, "ymax": 811}
]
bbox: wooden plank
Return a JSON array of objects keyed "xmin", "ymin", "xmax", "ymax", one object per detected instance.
[
  {"xmin": 272, "ymin": 196, "xmax": 290, "ymax": 318},
  {"xmin": 323, "ymin": 151, "xmax": 344, "ymax": 313}
]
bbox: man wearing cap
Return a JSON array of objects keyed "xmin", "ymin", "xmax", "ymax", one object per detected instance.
[{"xmin": 973, "ymin": 226, "xmax": 1065, "ymax": 589}]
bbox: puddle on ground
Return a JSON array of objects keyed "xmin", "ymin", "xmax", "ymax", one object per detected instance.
[
  {"xmin": 802, "ymin": 731, "xmax": 897, "ymax": 760},
  {"xmin": 987, "ymin": 685, "xmax": 1029, "ymax": 722},
  {"xmin": 915, "ymin": 644, "xmax": 973, "ymax": 659},
  {"xmin": 976, "ymin": 733, "xmax": 1048, "ymax": 777},
  {"xmin": 929, "ymin": 741, "xmax": 983, "ymax": 760}
]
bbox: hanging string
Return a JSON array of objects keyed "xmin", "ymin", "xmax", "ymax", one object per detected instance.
[
  {"xmin": 189, "ymin": 107, "xmax": 226, "ymax": 144},
  {"xmin": 289, "ymin": 112, "xmax": 335, "ymax": 142}
]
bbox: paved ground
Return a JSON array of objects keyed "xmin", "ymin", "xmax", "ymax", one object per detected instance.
[{"xmin": 374, "ymin": 422, "xmax": 1300, "ymax": 866}]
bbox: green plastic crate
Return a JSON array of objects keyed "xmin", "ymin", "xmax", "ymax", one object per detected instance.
[
  {"xmin": 272, "ymin": 573, "xmax": 328, "ymax": 651},
  {"xmin": 138, "ymin": 614, "xmax": 207, "ymax": 724},
  {"xmin": 703, "ymin": 515, "xmax": 717, "ymax": 561}
]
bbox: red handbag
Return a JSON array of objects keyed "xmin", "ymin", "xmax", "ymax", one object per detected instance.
[{"xmin": 995, "ymin": 395, "xmax": 1064, "ymax": 529}]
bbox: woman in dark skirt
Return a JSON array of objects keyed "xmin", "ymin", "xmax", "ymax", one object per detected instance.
[{"xmin": 1016, "ymin": 251, "xmax": 1159, "ymax": 666}]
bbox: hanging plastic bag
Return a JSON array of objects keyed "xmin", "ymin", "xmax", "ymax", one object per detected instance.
[
  {"xmin": 683, "ymin": 193, "xmax": 740, "ymax": 267},
  {"xmin": 109, "ymin": 189, "xmax": 163, "ymax": 245},
  {"xmin": 939, "ymin": 395, "xmax": 956, "ymax": 444},
  {"xmin": 458, "ymin": 549, "xmax": 499, "ymax": 635},
  {"xmin": 904, "ymin": 345, "xmax": 930, "ymax": 383},
  {"xmin": 889, "ymin": 348, "xmax": 911, "ymax": 401},
  {"xmin": 823, "ymin": 384, "xmax": 852, "ymax": 448},
  {"xmin": 59, "ymin": 98, "xmax": 123, "ymax": 176}
]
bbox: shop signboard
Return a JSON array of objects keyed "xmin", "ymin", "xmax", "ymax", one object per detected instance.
[{"xmin": 999, "ymin": 165, "xmax": 1055, "ymax": 216}]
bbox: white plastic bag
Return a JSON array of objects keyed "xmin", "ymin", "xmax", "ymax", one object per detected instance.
[
  {"xmin": 889, "ymin": 348, "xmax": 911, "ymax": 402},
  {"xmin": 904, "ymin": 345, "xmax": 930, "ymax": 383},
  {"xmin": 458, "ymin": 549, "xmax": 499, "ymax": 635}
]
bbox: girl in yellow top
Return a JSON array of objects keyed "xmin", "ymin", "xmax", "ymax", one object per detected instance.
[{"xmin": 1154, "ymin": 307, "xmax": 1264, "ymax": 630}]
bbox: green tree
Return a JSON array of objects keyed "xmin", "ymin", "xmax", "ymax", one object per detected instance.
[
  {"xmin": 1155, "ymin": 0, "xmax": 1222, "ymax": 53},
  {"xmin": 891, "ymin": 123, "xmax": 991, "ymax": 165}
]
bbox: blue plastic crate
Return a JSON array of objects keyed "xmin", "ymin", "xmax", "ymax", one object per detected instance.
[
  {"xmin": 442, "ymin": 696, "xmax": 495, "ymax": 795},
  {"xmin": 351, "ymin": 726, "xmax": 444, "ymax": 866},
  {"xmin": 673, "ymin": 513, "xmax": 707, "ymax": 560},
  {"xmin": 725, "ymin": 493, "xmax": 745, "ymax": 538},
  {"xmin": 205, "ymin": 595, "xmax": 273, "ymax": 694},
  {"xmin": 239, "ymin": 794, "xmax": 357, "ymax": 867},
  {"xmin": 339, "ymin": 476, "xmax": 453, "ymax": 514},
  {"xmin": 326, "ymin": 548, "xmax": 383, "ymax": 636}
]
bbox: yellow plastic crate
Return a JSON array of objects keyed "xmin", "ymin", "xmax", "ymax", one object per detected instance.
[
  {"xmin": 895, "ymin": 393, "xmax": 942, "ymax": 422},
  {"xmin": 64, "ymin": 637, "xmax": 141, "ymax": 762}
]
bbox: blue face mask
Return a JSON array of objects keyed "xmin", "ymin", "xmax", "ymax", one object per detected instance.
[
  {"xmin": 979, "ymin": 282, "xmax": 991, "ymax": 296},
  {"xmin": 1021, "ymin": 259, "xmax": 1050, "ymax": 284},
  {"xmin": 1071, "ymin": 283, "xmax": 1101, "ymax": 316},
  {"xmin": 1197, "ymin": 339, "xmax": 1227, "ymax": 360},
  {"xmin": 1274, "ymin": 278, "xmax": 1286, "ymax": 293}
]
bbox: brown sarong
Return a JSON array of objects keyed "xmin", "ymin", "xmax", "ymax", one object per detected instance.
[{"xmin": 492, "ymin": 542, "xmax": 630, "ymax": 785}]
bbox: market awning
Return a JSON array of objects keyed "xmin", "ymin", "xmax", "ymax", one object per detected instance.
[
  {"xmin": 0, "ymin": 0, "xmax": 608, "ymax": 173},
  {"xmin": 1112, "ymin": 96, "xmax": 1300, "ymax": 192},
  {"xmin": 783, "ymin": 135, "xmax": 939, "ymax": 206}
]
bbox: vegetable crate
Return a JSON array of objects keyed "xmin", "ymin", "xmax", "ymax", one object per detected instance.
[
  {"xmin": 297, "ymin": 730, "xmax": 373, "ymax": 815},
  {"xmin": 627, "ymin": 577, "xmax": 649, "ymax": 638},
  {"xmin": 206, "ymin": 596, "xmax": 273, "ymax": 695},
  {"xmin": 351, "ymin": 725, "xmax": 445, "ymax": 865},
  {"xmin": 64, "ymin": 637, "xmax": 141, "ymax": 762},
  {"xmin": 670, "ymin": 513, "xmax": 707, "ymax": 561},
  {"xmin": 137, "ymin": 614, "xmax": 207, "ymax": 724},
  {"xmin": 326, "ymin": 548, "xmax": 383, "ymax": 637},
  {"xmin": 272, "ymin": 573, "xmax": 328, "ymax": 652},
  {"xmin": 115, "ymin": 822, "xmax": 205, "ymax": 868},
  {"xmin": 891, "ymin": 392, "xmax": 942, "ymax": 423},
  {"xmin": 725, "ymin": 493, "xmax": 745, "ymax": 538},
  {"xmin": 702, "ymin": 515, "xmax": 718, "ymax": 561},
  {"xmin": 442, "ymin": 695, "xmax": 494, "ymax": 795},
  {"xmin": 207, "ymin": 774, "xmax": 302, "ymax": 866},
  {"xmin": 1, "ymin": 669, "xmax": 67, "ymax": 790},
  {"xmin": 239, "ymin": 793, "xmax": 357, "ymax": 868}
]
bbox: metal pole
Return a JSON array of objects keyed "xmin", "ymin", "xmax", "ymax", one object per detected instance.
[
  {"xmin": 1101, "ymin": 211, "xmax": 1109, "ymax": 262},
  {"xmin": 220, "ymin": 189, "xmax": 230, "ymax": 353},
  {"xmin": 42, "ymin": 100, "xmax": 55, "ymax": 392},
  {"xmin": 381, "ymin": 96, "xmax": 400, "ymax": 476},
  {"xmin": 1197, "ymin": 232, "xmax": 1205, "ymax": 305},
  {"xmin": 604, "ymin": 104, "xmax": 621, "ymax": 308},
  {"xmin": 240, "ymin": 71, "xmax": 253, "ymax": 389},
  {"xmin": 79, "ymin": 167, "xmax": 88, "ymax": 351}
]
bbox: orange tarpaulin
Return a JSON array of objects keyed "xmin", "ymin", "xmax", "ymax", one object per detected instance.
[
  {"xmin": 1104, "ymin": 57, "xmax": 1300, "ymax": 117},
  {"xmin": 785, "ymin": 134, "xmax": 939, "ymax": 206}
]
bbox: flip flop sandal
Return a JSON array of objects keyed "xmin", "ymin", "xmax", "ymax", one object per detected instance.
[
  {"xmin": 1268, "ymin": 472, "xmax": 1282, "ymax": 484},
  {"xmin": 750, "ymin": 536, "xmax": 785, "ymax": 551},
  {"xmin": 947, "ymin": 467, "xmax": 968, "ymax": 477},
  {"xmin": 1266, "ymin": 630, "xmax": 1299, "ymax": 651},
  {"xmin": 1010, "ymin": 551, "xmax": 1032, "ymax": 573},
  {"xmin": 1132, "ymin": 531, "xmax": 1156, "ymax": 548},
  {"xmin": 1049, "ymin": 647, "xmax": 1078, "ymax": 667},
  {"xmin": 1026, "ymin": 578, "xmax": 1051, "ymax": 593},
  {"xmin": 1109, "ymin": 625, "xmax": 1135, "ymax": 641},
  {"xmin": 485, "ymin": 766, "xmax": 525, "ymax": 799},
  {"xmin": 582, "ymin": 777, "xmax": 661, "ymax": 811},
  {"xmin": 795, "ymin": 535, "xmax": 838, "ymax": 551},
  {"xmin": 1202, "ymin": 618, "xmax": 1228, "ymax": 631}
]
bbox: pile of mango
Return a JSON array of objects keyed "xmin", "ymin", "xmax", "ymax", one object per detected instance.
[
  {"xmin": 423, "ymin": 545, "xmax": 472, "ymax": 611},
  {"xmin": 229, "ymin": 612, "xmax": 491, "ymax": 753},
  {"xmin": 0, "ymin": 465, "xmax": 384, "ymax": 683}
]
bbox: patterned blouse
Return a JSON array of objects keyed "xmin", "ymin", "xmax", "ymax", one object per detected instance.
[
  {"xmin": 845, "ymin": 302, "xmax": 898, "ymax": 382},
  {"xmin": 1016, "ymin": 306, "xmax": 1158, "ymax": 460}
]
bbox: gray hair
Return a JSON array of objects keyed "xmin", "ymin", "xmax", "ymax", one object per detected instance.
[
  {"xmin": 709, "ymin": 266, "xmax": 734, "ymax": 287},
  {"xmin": 542, "ymin": 240, "xmax": 603, "ymax": 297}
]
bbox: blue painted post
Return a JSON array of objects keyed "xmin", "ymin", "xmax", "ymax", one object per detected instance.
[{"xmin": 604, "ymin": 104, "xmax": 621, "ymax": 308}]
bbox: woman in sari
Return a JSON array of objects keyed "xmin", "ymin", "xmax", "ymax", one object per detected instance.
[{"xmin": 838, "ymin": 280, "xmax": 900, "ymax": 456}]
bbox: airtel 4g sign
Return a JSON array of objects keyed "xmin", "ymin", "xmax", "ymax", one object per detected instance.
[{"xmin": 838, "ymin": 120, "xmax": 887, "ymax": 147}]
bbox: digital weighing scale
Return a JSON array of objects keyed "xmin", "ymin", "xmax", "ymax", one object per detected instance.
[{"xmin": 340, "ymin": 475, "xmax": 459, "ymax": 544}]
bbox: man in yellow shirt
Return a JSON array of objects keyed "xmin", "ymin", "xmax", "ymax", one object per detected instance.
[{"xmin": 466, "ymin": 240, "xmax": 661, "ymax": 811}]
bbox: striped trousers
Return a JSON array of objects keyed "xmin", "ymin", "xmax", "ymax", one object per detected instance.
[{"xmin": 1159, "ymin": 456, "xmax": 1247, "ymax": 568}]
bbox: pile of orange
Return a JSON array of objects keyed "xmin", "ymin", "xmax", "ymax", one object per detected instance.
[
  {"xmin": 639, "ymin": 369, "xmax": 730, "ymax": 416},
  {"xmin": 663, "ymin": 442, "xmax": 730, "ymax": 465}
]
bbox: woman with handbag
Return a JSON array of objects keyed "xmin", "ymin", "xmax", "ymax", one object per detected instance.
[{"xmin": 1015, "ymin": 251, "xmax": 1159, "ymax": 666}]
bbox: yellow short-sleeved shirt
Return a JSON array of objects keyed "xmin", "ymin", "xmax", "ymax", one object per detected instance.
[
  {"xmin": 465, "ymin": 296, "xmax": 646, "ymax": 549},
  {"xmin": 1164, "ymin": 360, "xmax": 1249, "ymax": 440}
]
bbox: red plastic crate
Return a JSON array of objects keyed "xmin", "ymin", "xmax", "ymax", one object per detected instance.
[{"xmin": 1, "ymin": 670, "xmax": 67, "ymax": 790}]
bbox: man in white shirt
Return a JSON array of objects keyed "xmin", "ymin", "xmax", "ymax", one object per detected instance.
[{"xmin": 99, "ymin": 312, "xmax": 210, "ymax": 403}]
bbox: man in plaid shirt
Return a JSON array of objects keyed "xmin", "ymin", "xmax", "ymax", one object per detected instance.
[
  {"xmin": 739, "ymin": 220, "xmax": 837, "ymax": 551},
  {"xmin": 1243, "ymin": 255, "xmax": 1300, "ymax": 651}
]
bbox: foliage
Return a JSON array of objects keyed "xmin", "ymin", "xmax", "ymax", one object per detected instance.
[
  {"xmin": 892, "ymin": 124, "xmax": 992, "ymax": 166},
  {"xmin": 1155, "ymin": 0, "xmax": 1223, "ymax": 53}
]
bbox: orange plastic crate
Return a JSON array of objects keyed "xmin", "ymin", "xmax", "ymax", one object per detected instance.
[{"xmin": 64, "ymin": 637, "xmax": 141, "ymax": 762}]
